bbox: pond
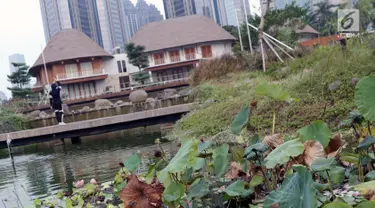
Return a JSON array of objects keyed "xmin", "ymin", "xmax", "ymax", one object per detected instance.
[{"xmin": 0, "ymin": 125, "xmax": 176, "ymax": 207}]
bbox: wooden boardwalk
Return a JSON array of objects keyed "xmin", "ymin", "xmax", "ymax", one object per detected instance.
[{"xmin": 0, "ymin": 103, "xmax": 195, "ymax": 148}]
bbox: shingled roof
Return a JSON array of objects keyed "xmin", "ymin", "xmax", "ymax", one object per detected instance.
[
  {"xmin": 30, "ymin": 29, "xmax": 112, "ymax": 74},
  {"xmin": 296, "ymin": 24, "xmax": 320, "ymax": 34},
  {"xmin": 130, "ymin": 15, "xmax": 236, "ymax": 52}
]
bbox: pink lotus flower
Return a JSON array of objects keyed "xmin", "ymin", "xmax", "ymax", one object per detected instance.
[
  {"xmin": 75, "ymin": 180, "xmax": 84, "ymax": 188},
  {"xmin": 90, "ymin": 178, "xmax": 97, "ymax": 185}
]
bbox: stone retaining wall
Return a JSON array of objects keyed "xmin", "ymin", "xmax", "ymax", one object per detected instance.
[{"xmin": 30, "ymin": 96, "xmax": 192, "ymax": 128}]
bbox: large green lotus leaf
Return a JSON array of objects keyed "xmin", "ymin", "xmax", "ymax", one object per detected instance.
[
  {"xmin": 311, "ymin": 158, "xmax": 337, "ymax": 172},
  {"xmin": 231, "ymin": 106, "xmax": 250, "ymax": 135},
  {"xmin": 163, "ymin": 182, "xmax": 185, "ymax": 202},
  {"xmin": 224, "ymin": 180, "xmax": 254, "ymax": 197},
  {"xmin": 232, "ymin": 147, "xmax": 245, "ymax": 162},
  {"xmin": 297, "ymin": 120, "xmax": 332, "ymax": 147},
  {"xmin": 352, "ymin": 180, "xmax": 375, "ymax": 192},
  {"xmin": 159, "ymin": 139, "xmax": 199, "ymax": 186},
  {"xmin": 264, "ymin": 165, "xmax": 317, "ymax": 208},
  {"xmin": 318, "ymin": 166, "xmax": 346, "ymax": 185},
  {"xmin": 250, "ymin": 175, "xmax": 264, "ymax": 187},
  {"xmin": 244, "ymin": 143, "xmax": 269, "ymax": 160},
  {"xmin": 123, "ymin": 152, "xmax": 141, "ymax": 173},
  {"xmin": 365, "ymin": 171, "xmax": 375, "ymax": 180},
  {"xmin": 187, "ymin": 178, "xmax": 209, "ymax": 200},
  {"xmin": 323, "ymin": 201, "xmax": 352, "ymax": 208},
  {"xmin": 355, "ymin": 76, "xmax": 375, "ymax": 123},
  {"xmin": 264, "ymin": 139, "xmax": 304, "ymax": 169},
  {"xmin": 356, "ymin": 201, "xmax": 375, "ymax": 208},
  {"xmin": 356, "ymin": 136, "xmax": 375, "ymax": 151},
  {"xmin": 198, "ymin": 140, "xmax": 212, "ymax": 154},
  {"xmin": 213, "ymin": 144, "xmax": 229, "ymax": 177},
  {"xmin": 256, "ymin": 82, "xmax": 292, "ymax": 102},
  {"xmin": 340, "ymin": 152, "xmax": 359, "ymax": 164},
  {"xmin": 313, "ymin": 182, "xmax": 330, "ymax": 192}
]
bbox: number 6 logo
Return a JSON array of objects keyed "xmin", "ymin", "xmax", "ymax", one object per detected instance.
[
  {"xmin": 341, "ymin": 11, "xmax": 355, "ymax": 30},
  {"xmin": 338, "ymin": 9, "xmax": 359, "ymax": 32}
]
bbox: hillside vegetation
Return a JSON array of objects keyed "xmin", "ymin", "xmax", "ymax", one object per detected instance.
[{"xmin": 171, "ymin": 37, "xmax": 375, "ymax": 138}]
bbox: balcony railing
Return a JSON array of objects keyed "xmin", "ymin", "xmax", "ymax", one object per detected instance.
[
  {"xmin": 170, "ymin": 56, "xmax": 181, "ymax": 63},
  {"xmin": 56, "ymin": 68, "xmax": 106, "ymax": 80},
  {"xmin": 185, "ymin": 53, "xmax": 196, "ymax": 60},
  {"xmin": 154, "ymin": 58, "xmax": 165, "ymax": 65}
]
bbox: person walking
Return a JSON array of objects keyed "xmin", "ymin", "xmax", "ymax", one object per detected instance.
[{"xmin": 49, "ymin": 81, "xmax": 65, "ymax": 125}]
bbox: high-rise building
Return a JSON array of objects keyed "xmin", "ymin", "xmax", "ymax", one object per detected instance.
[
  {"xmin": 39, "ymin": 0, "xmax": 103, "ymax": 47},
  {"xmin": 40, "ymin": 0, "xmax": 163, "ymax": 53},
  {"xmin": 223, "ymin": 0, "xmax": 250, "ymax": 26},
  {"xmin": 195, "ymin": 0, "xmax": 213, "ymax": 19},
  {"xmin": 212, "ymin": 0, "xmax": 228, "ymax": 25},
  {"xmin": 8, "ymin": 54, "xmax": 26, "ymax": 74},
  {"xmin": 163, "ymin": 0, "xmax": 196, "ymax": 19}
]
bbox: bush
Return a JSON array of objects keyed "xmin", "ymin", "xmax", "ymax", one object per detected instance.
[
  {"xmin": 0, "ymin": 107, "xmax": 30, "ymax": 133},
  {"xmin": 190, "ymin": 55, "xmax": 246, "ymax": 86},
  {"xmin": 171, "ymin": 36, "xmax": 375, "ymax": 138}
]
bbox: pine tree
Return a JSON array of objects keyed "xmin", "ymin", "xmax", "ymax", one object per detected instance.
[
  {"xmin": 125, "ymin": 43, "xmax": 150, "ymax": 84},
  {"xmin": 7, "ymin": 62, "xmax": 32, "ymax": 98}
]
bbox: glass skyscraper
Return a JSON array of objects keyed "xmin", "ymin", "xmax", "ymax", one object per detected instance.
[{"xmin": 40, "ymin": 0, "xmax": 163, "ymax": 53}]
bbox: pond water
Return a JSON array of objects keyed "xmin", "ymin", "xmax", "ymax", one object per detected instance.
[{"xmin": 0, "ymin": 126, "xmax": 177, "ymax": 207}]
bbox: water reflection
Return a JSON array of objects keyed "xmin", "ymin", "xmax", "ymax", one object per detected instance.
[{"xmin": 0, "ymin": 126, "xmax": 175, "ymax": 207}]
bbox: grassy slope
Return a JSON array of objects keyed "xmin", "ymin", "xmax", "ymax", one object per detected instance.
[{"xmin": 171, "ymin": 37, "xmax": 375, "ymax": 138}]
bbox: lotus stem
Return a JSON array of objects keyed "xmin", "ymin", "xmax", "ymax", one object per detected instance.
[
  {"xmin": 325, "ymin": 170, "xmax": 335, "ymax": 200},
  {"xmin": 352, "ymin": 124, "xmax": 360, "ymax": 139},
  {"xmin": 255, "ymin": 152, "xmax": 272, "ymax": 191},
  {"xmin": 368, "ymin": 121, "xmax": 372, "ymax": 136},
  {"xmin": 272, "ymin": 109, "xmax": 276, "ymax": 135}
]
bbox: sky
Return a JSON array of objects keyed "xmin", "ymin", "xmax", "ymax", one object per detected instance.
[{"xmin": 0, "ymin": 0, "xmax": 165, "ymax": 99}]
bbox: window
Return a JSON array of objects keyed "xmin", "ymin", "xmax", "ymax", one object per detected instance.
[
  {"xmin": 119, "ymin": 76, "xmax": 130, "ymax": 90},
  {"xmin": 117, "ymin": 60, "xmax": 127, "ymax": 73},
  {"xmin": 153, "ymin": 53, "xmax": 165, "ymax": 65},
  {"xmin": 121, "ymin": 60, "xmax": 127, "ymax": 72},
  {"xmin": 80, "ymin": 62, "xmax": 93, "ymax": 76},
  {"xmin": 184, "ymin": 48, "xmax": 196, "ymax": 60},
  {"xmin": 169, "ymin": 50, "xmax": 180, "ymax": 62},
  {"xmin": 156, "ymin": 71, "xmax": 168, "ymax": 82},
  {"xmin": 65, "ymin": 64, "xmax": 78, "ymax": 78},
  {"xmin": 201, "ymin": 45, "xmax": 212, "ymax": 58}
]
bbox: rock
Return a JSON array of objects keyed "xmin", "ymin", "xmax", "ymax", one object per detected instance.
[
  {"xmin": 146, "ymin": 98, "xmax": 156, "ymax": 103},
  {"xmin": 164, "ymin": 88, "xmax": 177, "ymax": 98},
  {"xmin": 129, "ymin": 90, "xmax": 148, "ymax": 103},
  {"xmin": 62, "ymin": 104, "xmax": 71, "ymax": 114},
  {"xmin": 120, "ymin": 102, "xmax": 133, "ymax": 106},
  {"xmin": 179, "ymin": 88, "xmax": 193, "ymax": 96},
  {"xmin": 39, "ymin": 111, "xmax": 48, "ymax": 119},
  {"xmin": 169, "ymin": 94, "xmax": 180, "ymax": 98},
  {"xmin": 328, "ymin": 80, "xmax": 342, "ymax": 92},
  {"xmin": 116, "ymin": 100, "xmax": 124, "ymax": 105},
  {"xmin": 81, "ymin": 106, "xmax": 90, "ymax": 113},
  {"xmin": 95, "ymin": 99, "xmax": 113, "ymax": 108},
  {"xmin": 351, "ymin": 77, "xmax": 360, "ymax": 87},
  {"xmin": 28, "ymin": 110, "xmax": 40, "ymax": 118}
]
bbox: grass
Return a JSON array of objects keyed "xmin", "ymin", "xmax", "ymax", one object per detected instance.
[
  {"xmin": 171, "ymin": 36, "xmax": 375, "ymax": 139},
  {"xmin": 0, "ymin": 107, "xmax": 30, "ymax": 133}
]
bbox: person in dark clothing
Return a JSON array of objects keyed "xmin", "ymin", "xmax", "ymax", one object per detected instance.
[
  {"xmin": 49, "ymin": 81, "xmax": 65, "ymax": 125},
  {"xmin": 339, "ymin": 37, "xmax": 347, "ymax": 51}
]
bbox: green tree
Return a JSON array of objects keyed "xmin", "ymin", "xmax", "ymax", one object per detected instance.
[
  {"xmin": 125, "ymin": 43, "xmax": 150, "ymax": 84},
  {"xmin": 7, "ymin": 62, "xmax": 32, "ymax": 98},
  {"xmin": 309, "ymin": 2, "xmax": 340, "ymax": 35},
  {"xmin": 233, "ymin": 2, "xmax": 308, "ymax": 52},
  {"xmin": 355, "ymin": 0, "xmax": 375, "ymax": 31}
]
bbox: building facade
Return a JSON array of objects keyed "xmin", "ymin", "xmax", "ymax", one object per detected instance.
[
  {"xmin": 29, "ymin": 29, "xmax": 138, "ymax": 100},
  {"xmin": 40, "ymin": 0, "xmax": 103, "ymax": 47},
  {"xmin": 130, "ymin": 15, "xmax": 236, "ymax": 83},
  {"xmin": 39, "ymin": 0, "xmax": 163, "ymax": 53},
  {"xmin": 163, "ymin": 0, "xmax": 196, "ymax": 19}
]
